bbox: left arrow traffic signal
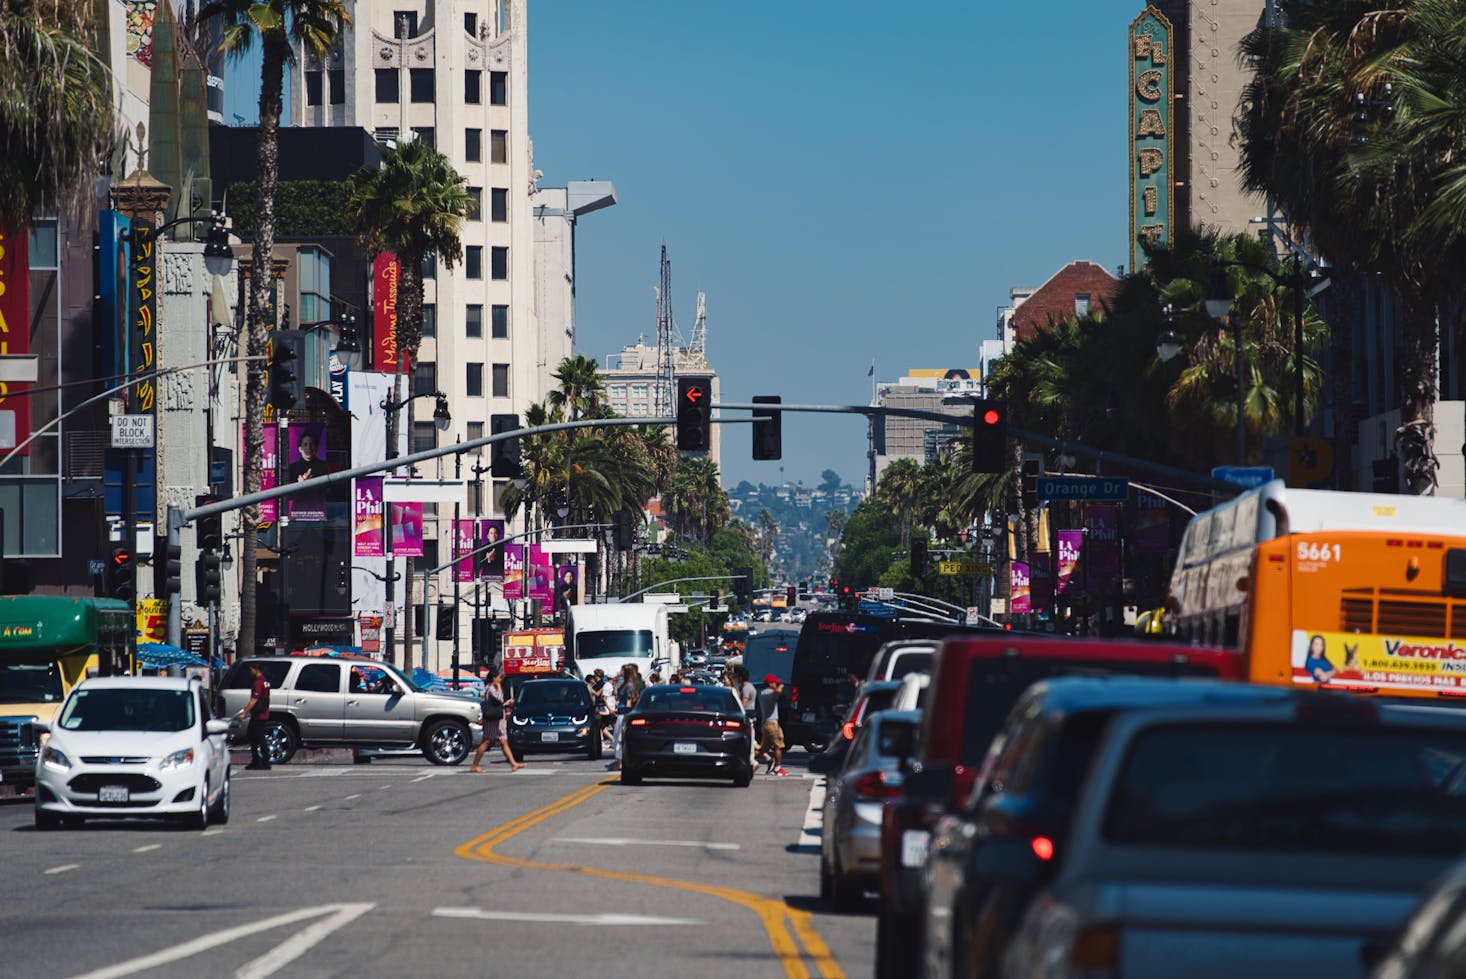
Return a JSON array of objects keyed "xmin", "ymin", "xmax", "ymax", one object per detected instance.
[
  {"xmin": 677, "ymin": 378, "xmax": 710, "ymax": 452},
  {"xmin": 108, "ymin": 547, "xmax": 135, "ymax": 601}
]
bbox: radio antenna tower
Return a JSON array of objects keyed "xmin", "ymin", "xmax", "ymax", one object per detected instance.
[
  {"xmin": 655, "ymin": 244, "xmax": 675, "ymax": 415},
  {"xmin": 687, "ymin": 291, "xmax": 707, "ymax": 358}
]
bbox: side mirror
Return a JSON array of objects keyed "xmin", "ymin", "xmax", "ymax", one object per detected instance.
[
  {"xmin": 390, "ymin": 683, "xmax": 405, "ymax": 697},
  {"xmin": 205, "ymin": 719, "xmax": 231, "ymax": 737},
  {"xmin": 904, "ymin": 764, "xmax": 955, "ymax": 804},
  {"xmin": 972, "ymin": 837, "xmax": 1044, "ymax": 885}
]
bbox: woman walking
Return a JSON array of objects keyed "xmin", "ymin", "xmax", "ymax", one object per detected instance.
[
  {"xmin": 610, "ymin": 662, "xmax": 646, "ymax": 770},
  {"xmin": 470, "ymin": 669, "xmax": 525, "ymax": 772}
]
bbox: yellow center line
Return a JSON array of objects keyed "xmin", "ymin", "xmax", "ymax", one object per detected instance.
[{"xmin": 454, "ymin": 777, "xmax": 845, "ymax": 979}]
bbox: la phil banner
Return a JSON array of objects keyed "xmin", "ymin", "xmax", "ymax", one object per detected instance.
[
  {"xmin": 1056, "ymin": 530, "xmax": 1084, "ymax": 596},
  {"xmin": 1087, "ymin": 504, "xmax": 1121, "ymax": 583},
  {"xmin": 372, "ymin": 252, "xmax": 405, "ymax": 372},
  {"xmin": 477, "ymin": 519, "xmax": 505, "ymax": 581},
  {"xmin": 391, "ymin": 502, "xmax": 423, "ymax": 557},
  {"xmin": 286, "ymin": 422, "xmax": 328, "ymax": 522},
  {"xmin": 243, "ymin": 422, "xmax": 279, "ymax": 525},
  {"xmin": 0, "ymin": 226, "xmax": 30, "ymax": 455},
  {"xmin": 1010, "ymin": 562, "xmax": 1032, "ymax": 615},
  {"xmin": 502, "ymin": 544, "xmax": 525, "ymax": 600},
  {"xmin": 526, "ymin": 544, "xmax": 553, "ymax": 602},
  {"xmin": 353, "ymin": 477, "xmax": 384, "ymax": 557},
  {"xmin": 1130, "ymin": 489, "xmax": 1170, "ymax": 555},
  {"xmin": 453, "ymin": 518, "xmax": 478, "ymax": 583}
]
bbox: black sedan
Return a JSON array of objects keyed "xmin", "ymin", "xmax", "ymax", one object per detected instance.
[
  {"xmin": 620, "ymin": 685, "xmax": 754, "ymax": 787},
  {"xmin": 507, "ymin": 678, "xmax": 603, "ymax": 759}
]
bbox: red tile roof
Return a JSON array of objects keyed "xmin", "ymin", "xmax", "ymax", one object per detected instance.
[{"xmin": 1011, "ymin": 261, "xmax": 1121, "ymax": 341}]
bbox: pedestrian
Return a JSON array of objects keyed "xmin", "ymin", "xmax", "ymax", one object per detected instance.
[
  {"xmin": 610, "ymin": 662, "xmax": 645, "ymax": 770},
  {"xmin": 469, "ymin": 669, "xmax": 525, "ymax": 772},
  {"xmin": 235, "ymin": 663, "xmax": 273, "ymax": 770},
  {"xmin": 594, "ymin": 669, "xmax": 616, "ymax": 743},
  {"xmin": 738, "ymin": 667, "xmax": 758, "ymax": 714},
  {"xmin": 755, "ymin": 674, "xmax": 789, "ymax": 776}
]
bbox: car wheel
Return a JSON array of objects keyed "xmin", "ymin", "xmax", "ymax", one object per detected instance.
[
  {"xmin": 180, "ymin": 779, "xmax": 210, "ymax": 830},
  {"xmin": 34, "ymin": 805, "xmax": 60, "ymax": 831},
  {"xmin": 620, "ymin": 767, "xmax": 643, "ymax": 785},
  {"xmin": 805, "ymin": 741, "xmax": 827, "ymax": 754},
  {"xmin": 352, "ymin": 750, "xmax": 373, "ymax": 764},
  {"xmin": 263, "ymin": 720, "xmax": 299, "ymax": 765},
  {"xmin": 209, "ymin": 769, "xmax": 231, "ymax": 825},
  {"xmin": 422, "ymin": 719, "xmax": 472, "ymax": 766},
  {"xmin": 733, "ymin": 765, "xmax": 753, "ymax": 787},
  {"xmin": 818, "ymin": 848, "xmax": 833, "ymax": 902},
  {"xmin": 876, "ymin": 908, "xmax": 919, "ymax": 979},
  {"xmin": 829, "ymin": 852, "xmax": 863, "ymax": 913}
]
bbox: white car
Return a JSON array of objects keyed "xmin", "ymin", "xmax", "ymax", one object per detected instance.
[{"xmin": 34, "ymin": 675, "xmax": 232, "ymax": 830}]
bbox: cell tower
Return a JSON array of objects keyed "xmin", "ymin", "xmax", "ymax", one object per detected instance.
[
  {"xmin": 655, "ymin": 244, "xmax": 675, "ymax": 416},
  {"xmin": 687, "ymin": 292, "xmax": 707, "ymax": 359}
]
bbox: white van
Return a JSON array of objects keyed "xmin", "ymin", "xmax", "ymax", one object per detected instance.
[{"xmin": 565, "ymin": 603, "xmax": 674, "ymax": 681}]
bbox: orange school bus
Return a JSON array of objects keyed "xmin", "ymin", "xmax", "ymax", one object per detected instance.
[{"xmin": 1168, "ymin": 480, "xmax": 1466, "ymax": 700}]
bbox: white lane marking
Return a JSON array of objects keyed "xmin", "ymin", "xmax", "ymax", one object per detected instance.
[
  {"xmin": 132, "ymin": 844, "xmax": 161, "ymax": 854},
  {"xmin": 551, "ymin": 837, "xmax": 740, "ymax": 851},
  {"xmin": 66, "ymin": 902, "xmax": 375, "ymax": 979},
  {"xmin": 344, "ymin": 794, "xmax": 361, "ymax": 801},
  {"xmin": 411, "ymin": 774, "xmax": 435, "ymax": 783},
  {"xmin": 303, "ymin": 805, "xmax": 321, "ymax": 812},
  {"xmin": 379, "ymin": 784, "xmax": 392, "ymax": 789},
  {"xmin": 201, "ymin": 829, "xmax": 227, "ymax": 838},
  {"xmin": 794, "ymin": 777, "xmax": 825, "ymax": 855},
  {"xmin": 45, "ymin": 864, "xmax": 80, "ymax": 875},
  {"xmin": 234, "ymin": 902, "xmax": 375, "ymax": 979},
  {"xmin": 432, "ymin": 907, "xmax": 702, "ymax": 927},
  {"xmin": 255, "ymin": 815, "xmax": 277, "ymax": 823}
]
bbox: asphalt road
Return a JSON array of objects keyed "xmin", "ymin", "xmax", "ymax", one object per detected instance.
[{"xmin": 1, "ymin": 744, "xmax": 873, "ymax": 978}]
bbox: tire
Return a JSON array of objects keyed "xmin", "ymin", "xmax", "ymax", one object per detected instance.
[
  {"xmin": 829, "ymin": 852, "xmax": 863, "ymax": 913},
  {"xmin": 733, "ymin": 765, "xmax": 753, "ymax": 788},
  {"xmin": 819, "ymin": 843, "xmax": 833, "ymax": 902},
  {"xmin": 422, "ymin": 719, "xmax": 472, "ymax": 766},
  {"xmin": 352, "ymin": 750, "xmax": 373, "ymax": 764},
  {"xmin": 34, "ymin": 805, "xmax": 60, "ymax": 831},
  {"xmin": 209, "ymin": 769, "xmax": 231, "ymax": 825},
  {"xmin": 876, "ymin": 907, "xmax": 919, "ymax": 979},
  {"xmin": 804, "ymin": 741, "xmax": 828, "ymax": 755},
  {"xmin": 180, "ymin": 779, "xmax": 209, "ymax": 830},
  {"xmin": 262, "ymin": 720, "xmax": 299, "ymax": 765},
  {"xmin": 620, "ymin": 767, "xmax": 643, "ymax": 785}
]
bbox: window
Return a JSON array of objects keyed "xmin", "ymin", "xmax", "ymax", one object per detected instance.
[
  {"xmin": 393, "ymin": 10, "xmax": 418, "ymax": 38},
  {"xmin": 410, "ymin": 68, "xmax": 434, "ymax": 103},
  {"xmin": 491, "ymin": 187, "xmax": 507, "ymax": 222},
  {"xmin": 492, "ymin": 363, "xmax": 509, "ymax": 398},
  {"xmin": 464, "ymin": 12, "xmax": 478, "ymax": 35},
  {"xmin": 412, "ymin": 363, "xmax": 437, "ymax": 397},
  {"xmin": 422, "ymin": 251, "xmax": 436, "ymax": 280},
  {"xmin": 467, "ymin": 363, "xmax": 483, "ymax": 397},
  {"xmin": 465, "ymin": 69, "xmax": 482, "ymax": 104},
  {"xmin": 465, "ymin": 246, "xmax": 482, "ymax": 279},
  {"xmin": 490, "ymin": 129, "xmax": 507, "ymax": 163},
  {"xmin": 491, "ymin": 304, "xmax": 508, "ymax": 339},
  {"xmin": 466, "ymin": 305, "xmax": 483, "ymax": 338},
  {"xmin": 1075, "ymin": 293, "xmax": 1091, "ymax": 317},
  {"xmin": 412, "ymin": 422, "xmax": 437, "ymax": 454},
  {"xmin": 421, "ymin": 303, "xmax": 436, "ymax": 338},
  {"xmin": 305, "ymin": 70, "xmax": 323, "ymax": 106},
  {"xmin": 491, "ymin": 246, "xmax": 507, "ymax": 280},
  {"xmin": 490, "ymin": 71, "xmax": 507, "ymax": 105},
  {"xmin": 465, "ymin": 128, "xmax": 481, "ymax": 162},
  {"xmin": 412, "ymin": 126, "xmax": 434, "ymax": 148},
  {"xmin": 375, "ymin": 68, "xmax": 399, "ymax": 103},
  {"xmin": 466, "ymin": 186, "xmax": 482, "ymax": 221},
  {"xmin": 467, "ymin": 421, "xmax": 484, "ymax": 449},
  {"xmin": 28, "ymin": 220, "xmax": 58, "ymax": 268},
  {"xmin": 329, "ymin": 68, "xmax": 345, "ymax": 104},
  {"xmin": 295, "ymin": 663, "xmax": 340, "ymax": 693}
]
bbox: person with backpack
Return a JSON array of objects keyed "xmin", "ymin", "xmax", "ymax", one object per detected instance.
[{"xmin": 469, "ymin": 669, "xmax": 524, "ymax": 773}]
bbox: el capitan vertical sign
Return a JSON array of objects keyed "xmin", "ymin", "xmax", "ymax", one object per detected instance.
[{"xmin": 1130, "ymin": 6, "xmax": 1173, "ymax": 273}]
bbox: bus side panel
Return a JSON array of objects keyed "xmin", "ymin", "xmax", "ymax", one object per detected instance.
[{"xmin": 1244, "ymin": 538, "xmax": 1293, "ymax": 686}]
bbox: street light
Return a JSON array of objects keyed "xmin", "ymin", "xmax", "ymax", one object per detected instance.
[
  {"xmin": 1155, "ymin": 305, "xmax": 1182, "ymax": 363},
  {"xmin": 1204, "ymin": 261, "xmax": 1248, "ymax": 465}
]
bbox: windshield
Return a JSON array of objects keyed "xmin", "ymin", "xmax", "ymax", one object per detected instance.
[
  {"xmin": 1104, "ymin": 722, "xmax": 1466, "ymax": 856},
  {"xmin": 576, "ymin": 629, "xmax": 654, "ymax": 661},
  {"xmin": 0, "ymin": 661, "xmax": 64, "ymax": 704},
  {"xmin": 58, "ymin": 688, "xmax": 195, "ymax": 733},
  {"xmin": 516, "ymin": 682, "xmax": 591, "ymax": 710},
  {"xmin": 639, "ymin": 687, "xmax": 741, "ymax": 714}
]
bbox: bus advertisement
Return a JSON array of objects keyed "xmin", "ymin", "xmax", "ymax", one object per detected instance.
[{"xmin": 1168, "ymin": 480, "xmax": 1466, "ymax": 701}]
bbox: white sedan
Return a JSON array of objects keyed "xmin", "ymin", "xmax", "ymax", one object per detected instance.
[{"xmin": 34, "ymin": 675, "xmax": 232, "ymax": 830}]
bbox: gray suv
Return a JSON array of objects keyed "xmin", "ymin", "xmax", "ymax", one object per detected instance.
[{"xmin": 219, "ymin": 658, "xmax": 481, "ymax": 766}]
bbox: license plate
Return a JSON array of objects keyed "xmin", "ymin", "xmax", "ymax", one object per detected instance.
[
  {"xmin": 673, "ymin": 742, "xmax": 697, "ymax": 755},
  {"xmin": 99, "ymin": 785, "xmax": 130, "ymax": 803},
  {"xmin": 540, "ymin": 732, "xmax": 560, "ymax": 743},
  {"xmin": 803, "ymin": 712, "xmax": 816, "ymax": 722},
  {"xmin": 901, "ymin": 830, "xmax": 929, "ymax": 868}
]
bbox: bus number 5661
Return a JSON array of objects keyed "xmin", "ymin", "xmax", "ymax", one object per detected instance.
[{"xmin": 1297, "ymin": 542, "xmax": 1341, "ymax": 562}]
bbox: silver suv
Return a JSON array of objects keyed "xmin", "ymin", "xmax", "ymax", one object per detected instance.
[{"xmin": 218, "ymin": 658, "xmax": 481, "ymax": 766}]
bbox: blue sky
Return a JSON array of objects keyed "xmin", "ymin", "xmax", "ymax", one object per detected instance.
[{"xmin": 529, "ymin": 2, "xmax": 1131, "ymax": 489}]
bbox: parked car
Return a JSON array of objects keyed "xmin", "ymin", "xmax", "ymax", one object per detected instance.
[
  {"xmin": 34, "ymin": 675, "xmax": 231, "ymax": 830},
  {"xmin": 1372, "ymin": 857, "xmax": 1466, "ymax": 979},
  {"xmin": 507, "ymin": 677, "xmax": 602, "ymax": 759},
  {"xmin": 219, "ymin": 657, "xmax": 483, "ymax": 766},
  {"xmin": 821, "ymin": 709, "xmax": 921, "ymax": 911},
  {"xmin": 865, "ymin": 639, "xmax": 937, "ymax": 684},
  {"xmin": 809, "ymin": 680, "xmax": 904, "ymax": 776},
  {"xmin": 891, "ymin": 671, "xmax": 930, "ymax": 713},
  {"xmin": 991, "ymin": 682, "xmax": 1466, "ymax": 979},
  {"xmin": 620, "ymin": 684, "xmax": 754, "ymax": 786},
  {"xmin": 876, "ymin": 636, "xmax": 1242, "ymax": 978}
]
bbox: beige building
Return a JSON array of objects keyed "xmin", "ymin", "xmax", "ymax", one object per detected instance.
[{"xmin": 872, "ymin": 369, "xmax": 980, "ymax": 486}]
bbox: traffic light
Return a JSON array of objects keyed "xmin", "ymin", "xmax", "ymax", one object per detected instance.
[
  {"xmin": 196, "ymin": 550, "xmax": 221, "ymax": 605},
  {"xmin": 752, "ymin": 395, "xmax": 782, "ymax": 460},
  {"xmin": 490, "ymin": 414, "xmax": 522, "ymax": 478},
  {"xmin": 268, "ymin": 330, "xmax": 303, "ymax": 411},
  {"xmin": 436, "ymin": 605, "xmax": 456, "ymax": 641},
  {"xmin": 911, "ymin": 537, "xmax": 927, "ymax": 576},
  {"xmin": 107, "ymin": 547, "xmax": 135, "ymax": 601},
  {"xmin": 336, "ymin": 313, "xmax": 361, "ymax": 353},
  {"xmin": 785, "ymin": 585, "xmax": 796, "ymax": 606},
  {"xmin": 972, "ymin": 399, "xmax": 1008, "ymax": 473},
  {"xmin": 711, "ymin": 589, "xmax": 720, "ymax": 611},
  {"xmin": 161, "ymin": 543, "xmax": 182, "ymax": 596},
  {"xmin": 1021, "ymin": 456, "xmax": 1042, "ymax": 506},
  {"xmin": 614, "ymin": 510, "xmax": 636, "ymax": 550},
  {"xmin": 840, "ymin": 584, "xmax": 857, "ymax": 611},
  {"xmin": 676, "ymin": 378, "xmax": 710, "ymax": 452},
  {"xmin": 196, "ymin": 496, "xmax": 222, "ymax": 551},
  {"xmin": 732, "ymin": 567, "xmax": 753, "ymax": 603}
]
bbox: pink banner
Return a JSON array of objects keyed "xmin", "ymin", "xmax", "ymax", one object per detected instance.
[
  {"xmin": 1010, "ymin": 562, "xmax": 1031, "ymax": 615},
  {"xmin": 353, "ymin": 477, "xmax": 384, "ymax": 556},
  {"xmin": 247, "ymin": 423, "xmax": 277, "ymax": 524},
  {"xmin": 1056, "ymin": 530, "xmax": 1084, "ymax": 596},
  {"xmin": 453, "ymin": 518, "xmax": 476, "ymax": 583},
  {"xmin": 1086, "ymin": 505, "xmax": 1121, "ymax": 585},
  {"xmin": 502, "ymin": 544, "xmax": 524, "ymax": 600},
  {"xmin": 477, "ymin": 519, "xmax": 505, "ymax": 581},
  {"xmin": 526, "ymin": 544, "xmax": 553, "ymax": 602},
  {"xmin": 286, "ymin": 421, "xmax": 328, "ymax": 522},
  {"xmin": 554, "ymin": 564, "xmax": 578, "ymax": 612},
  {"xmin": 1130, "ymin": 490, "xmax": 1170, "ymax": 555},
  {"xmin": 0, "ymin": 226, "xmax": 31, "ymax": 455},
  {"xmin": 391, "ymin": 502, "xmax": 423, "ymax": 557}
]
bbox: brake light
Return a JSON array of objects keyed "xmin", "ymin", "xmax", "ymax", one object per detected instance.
[
  {"xmin": 852, "ymin": 771, "xmax": 903, "ymax": 800},
  {"xmin": 679, "ymin": 687, "xmax": 696, "ymax": 693},
  {"xmin": 1031, "ymin": 836, "xmax": 1055, "ymax": 861},
  {"xmin": 629, "ymin": 718, "xmax": 647, "ymax": 727},
  {"xmin": 790, "ymin": 686, "xmax": 799, "ymax": 706},
  {"xmin": 723, "ymin": 719, "xmax": 743, "ymax": 729},
  {"xmin": 842, "ymin": 721, "xmax": 856, "ymax": 741}
]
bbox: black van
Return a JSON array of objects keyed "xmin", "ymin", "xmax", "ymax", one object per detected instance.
[{"xmin": 784, "ymin": 612, "xmax": 987, "ymax": 750}]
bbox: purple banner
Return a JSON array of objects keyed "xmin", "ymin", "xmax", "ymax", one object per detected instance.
[
  {"xmin": 477, "ymin": 519, "xmax": 505, "ymax": 581},
  {"xmin": 1010, "ymin": 561, "xmax": 1031, "ymax": 615},
  {"xmin": 1131, "ymin": 489, "xmax": 1170, "ymax": 555},
  {"xmin": 453, "ymin": 519, "xmax": 476, "ymax": 583},
  {"xmin": 1087, "ymin": 504, "xmax": 1121, "ymax": 585},
  {"xmin": 251, "ymin": 423, "xmax": 277, "ymax": 524},
  {"xmin": 554, "ymin": 564, "xmax": 578, "ymax": 612},
  {"xmin": 526, "ymin": 544, "xmax": 553, "ymax": 602},
  {"xmin": 502, "ymin": 544, "xmax": 525, "ymax": 600},
  {"xmin": 391, "ymin": 502, "xmax": 423, "ymax": 557},
  {"xmin": 286, "ymin": 422, "xmax": 328, "ymax": 522},
  {"xmin": 1056, "ymin": 530, "xmax": 1084, "ymax": 596},
  {"xmin": 353, "ymin": 477, "xmax": 384, "ymax": 557}
]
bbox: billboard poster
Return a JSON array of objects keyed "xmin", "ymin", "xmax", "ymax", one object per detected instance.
[
  {"xmin": 1010, "ymin": 562, "xmax": 1031, "ymax": 615},
  {"xmin": 502, "ymin": 544, "xmax": 525, "ymax": 600},
  {"xmin": 1290, "ymin": 629, "xmax": 1466, "ymax": 694},
  {"xmin": 328, "ymin": 352, "xmax": 350, "ymax": 411},
  {"xmin": 390, "ymin": 502, "xmax": 423, "ymax": 557},
  {"xmin": 286, "ymin": 422, "xmax": 328, "ymax": 522},
  {"xmin": 453, "ymin": 518, "xmax": 478, "ymax": 583},
  {"xmin": 1131, "ymin": 489, "xmax": 1170, "ymax": 555},
  {"xmin": 1087, "ymin": 504, "xmax": 1121, "ymax": 584},
  {"xmin": 526, "ymin": 545, "xmax": 553, "ymax": 602},
  {"xmin": 1130, "ymin": 5, "xmax": 1174, "ymax": 272},
  {"xmin": 353, "ymin": 477, "xmax": 384, "ymax": 557},
  {"xmin": 477, "ymin": 519, "xmax": 505, "ymax": 581},
  {"xmin": 129, "ymin": 217, "xmax": 157, "ymax": 415},
  {"xmin": 0, "ymin": 225, "xmax": 30, "ymax": 455},
  {"xmin": 554, "ymin": 564, "xmax": 578, "ymax": 613},
  {"xmin": 372, "ymin": 252, "xmax": 404, "ymax": 371},
  {"xmin": 1056, "ymin": 530, "xmax": 1084, "ymax": 596}
]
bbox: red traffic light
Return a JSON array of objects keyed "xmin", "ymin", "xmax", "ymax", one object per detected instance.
[
  {"xmin": 112, "ymin": 549, "xmax": 132, "ymax": 566},
  {"xmin": 682, "ymin": 383, "xmax": 706, "ymax": 404},
  {"xmin": 982, "ymin": 408, "xmax": 1001, "ymax": 425}
]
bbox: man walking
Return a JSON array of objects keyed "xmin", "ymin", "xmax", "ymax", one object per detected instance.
[
  {"xmin": 755, "ymin": 674, "xmax": 788, "ymax": 776},
  {"xmin": 235, "ymin": 663, "xmax": 273, "ymax": 770}
]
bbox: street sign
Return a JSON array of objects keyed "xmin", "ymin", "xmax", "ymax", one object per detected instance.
[
  {"xmin": 1211, "ymin": 465, "xmax": 1274, "ymax": 489},
  {"xmin": 990, "ymin": 598, "xmax": 1008, "ymax": 615},
  {"xmin": 88, "ymin": 559, "xmax": 106, "ymax": 576},
  {"xmin": 939, "ymin": 561, "xmax": 992, "ymax": 576},
  {"xmin": 110, "ymin": 414, "xmax": 154, "ymax": 449},
  {"xmin": 1034, "ymin": 476, "xmax": 1129, "ymax": 502},
  {"xmin": 965, "ymin": 606, "xmax": 980, "ymax": 625}
]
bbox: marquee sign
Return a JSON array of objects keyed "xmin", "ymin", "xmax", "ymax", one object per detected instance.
[{"xmin": 1129, "ymin": 6, "xmax": 1173, "ymax": 272}]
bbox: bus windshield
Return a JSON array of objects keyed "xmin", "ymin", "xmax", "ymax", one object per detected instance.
[
  {"xmin": 0, "ymin": 661, "xmax": 64, "ymax": 704},
  {"xmin": 576, "ymin": 630, "xmax": 655, "ymax": 660}
]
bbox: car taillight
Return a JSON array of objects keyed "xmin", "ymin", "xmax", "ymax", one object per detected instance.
[
  {"xmin": 723, "ymin": 719, "xmax": 743, "ymax": 729},
  {"xmin": 790, "ymin": 686, "xmax": 799, "ymax": 707},
  {"xmin": 1069, "ymin": 924, "xmax": 1120, "ymax": 973},
  {"xmin": 841, "ymin": 721, "xmax": 856, "ymax": 741},
  {"xmin": 629, "ymin": 718, "xmax": 647, "ymax": 727},
  {"xmin": 852, "ymin": 771, "xmax": 903, "ymax": 800},
  {"xmin": 1030, "ymin": 836, "xmax": 1055, "ymax": 861}
]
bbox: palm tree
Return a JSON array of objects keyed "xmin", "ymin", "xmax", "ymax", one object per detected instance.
[
  {"xmin": 0, "ymin": 0, "xmax": 114, "ymax": 231},
  {"xmin": 547, "ymin": 355, "xmax": 605, "ymax": 428},
  {"xmin": 345, "ymin": 134, "xmax": 470, "ymax": 665},
  {"xmin": 204, "ymin": 0, "xmax": 348, "ymax": 659},
  {"xmin": 876, "ymin": 458, "xmax": 923, "ymax": 549}
]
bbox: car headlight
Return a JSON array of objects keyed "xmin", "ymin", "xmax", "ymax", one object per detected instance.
[
  {"xmin": 158, "ymin": 747, "xmax": 196, "ymax": 771},
  {"xmin": 41, "ymin": 745, "xmax": 71, "ymax": 772},
  {"xmin": 570, "ymin": 715, "xmax": 588, "ymax": 726},
  {"xmin": 512, "ymin": 715, "xmax": 529, "ymax": 726}
]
